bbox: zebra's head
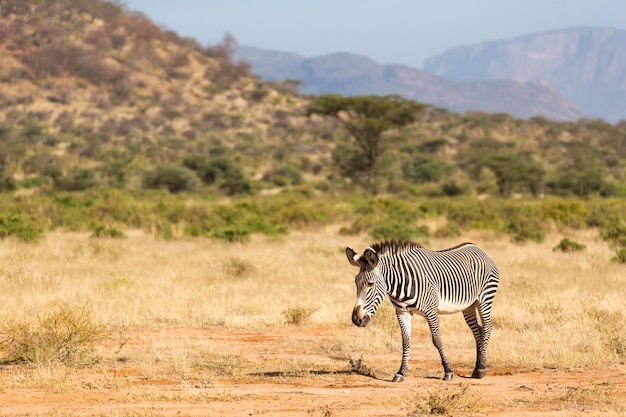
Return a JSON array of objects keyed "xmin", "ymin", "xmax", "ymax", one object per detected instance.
[{"xmin": 346, "ymin": 245, "xmax": 387, "ymax": 328}]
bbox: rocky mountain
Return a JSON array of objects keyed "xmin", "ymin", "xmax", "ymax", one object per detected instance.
[
  {"xmin": 234, "ymin": 46, "xmax": 592, "ymax": 121},
  {"xmin": 423, "ymin": 27, "xmax": 626, "ymax": 123}
]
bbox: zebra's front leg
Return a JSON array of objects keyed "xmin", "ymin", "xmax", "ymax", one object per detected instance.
[
  {"xmin": 393, "ymin": 310, "xmax": 412, "ymax": 382},
  {"xmin": 426, "ymin": 312, "xmax": 454, "ymax": 380}
]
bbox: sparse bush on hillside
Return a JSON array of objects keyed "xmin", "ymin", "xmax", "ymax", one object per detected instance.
[
  {"xmin": 549, "ymin": 158, "xmax": 613, "ymax": 197},
  {"xmin": 182, "ymin": 155, "xmax": 252, "ymax": 195},
  {"xmin": 262, "ymin": 165, "xmax": 304, "ymax": 187},
  {"xmin": 55, "ymin": 167, "xmax": 98, "ymax": 191},
  {"xmin": 143, "ymin": 165, "xmax": 201, "ymax": 193}
]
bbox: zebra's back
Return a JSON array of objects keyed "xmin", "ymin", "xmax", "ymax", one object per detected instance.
[{"xmin": 384, "ymin": 242, "xmax": 499, "ymax": 314}]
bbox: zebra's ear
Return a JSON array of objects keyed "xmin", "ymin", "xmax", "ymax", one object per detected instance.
[
  {"xmin": 363, "ymin": 247, "xmax": 379, "ymax": 268},
  {"xmin": 346, "ymin": 246, "xmax": 362, "ymax": 267}
]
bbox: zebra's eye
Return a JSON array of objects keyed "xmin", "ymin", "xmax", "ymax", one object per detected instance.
[{"xmin": 366, "ymin": 280, "xmax": 375, "ymax": 287}]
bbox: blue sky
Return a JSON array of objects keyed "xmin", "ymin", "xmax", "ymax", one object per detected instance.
[{"xmin": 123, "ymin": 0, "xmax": 626, "ymax": 68}]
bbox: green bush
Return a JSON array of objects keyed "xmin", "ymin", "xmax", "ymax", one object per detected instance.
[
  {"xmin": 553, "ymin": 238, "xmax": 586, "ymax": 252},
  {"xmin": 541, "ymin": 199, "xmax": 589, "ymax": 229},
  {"xmin": 91, "ymin": 224, "xmax": 125, "ymax": 238},
  {"xmin": 600, "ymin": 223, "xmax": 626, "ymax": 247},
  {"xmin": 263, "ymin": 165, "xmax": 304, "ymax": 187},
  {"xmin": 586, "ymin": 199, "xmax": 626, "ymax": 228},
  {"xmin": 502, "ymin": 204, "xmax": 547, "ymax": 243},
  {"xmin": 210, "ymin": 225, "xmax": 251, "ymax": 243},
  {"xmin": 612, "ymin": 248, "xmax": 626, "ymax": 264},
  {"xmin": 55, "ymin": 167, "xmax": 97, "ymax": 191},
  {"xmin": 0, "ymin": 212, "xmax": 42, "ymax": 242},
  {"xmin": 402, "ymin": 155, "xmax": 450, "ymax": 184},
  {"xmin": 183, "ymin": 156, "xmax": 252, "ymax": 195},
  {"xmin": 143, "ymin": 165, "xmax": 201, "ymax": 193},
  {"xmin": 442, "ymin": 199, "xmax": 503, "ymax": 231}
]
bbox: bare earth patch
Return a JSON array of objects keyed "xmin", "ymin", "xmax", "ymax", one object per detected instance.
[{"xmin": 1, "ymin": 326, "xmax": 624, "ymax": 417}]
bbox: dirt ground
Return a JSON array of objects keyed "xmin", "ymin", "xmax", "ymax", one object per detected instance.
[{"xmin": 1, "ymin": 326, "xmax": 624, "ymax": 417}]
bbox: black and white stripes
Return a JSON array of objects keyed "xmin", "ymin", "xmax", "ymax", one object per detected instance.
[{"xmin": 347, "ymin": 239, "xmax": 500, "ymax": 382}]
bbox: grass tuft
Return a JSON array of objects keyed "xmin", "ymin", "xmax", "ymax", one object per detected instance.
[
  {"xmin": 410, "ymin": 384, "xmax": 478, "ymax": 416},
  {"xmin": 348, "ymin": 356, "xmax": 376, "ymax": 378},
  {"xmin": 283, "ymin": 307, "xmax": 316, "ymax": 325},
  {"xmin": 0, "ymin": 302, "xmax": 126, "ymax": 366},
  {"xmin": 222, "ymin": 256, "xmax": 256, "ymax": 278}
]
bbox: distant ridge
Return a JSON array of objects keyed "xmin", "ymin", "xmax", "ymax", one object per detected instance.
[
  {"xmin": 234, "ymin": 45, "xmax": 592, "ymax": 121},
  {"xmin": 423, "ymin": 27, "xmax": 626, "ymax": 123}
]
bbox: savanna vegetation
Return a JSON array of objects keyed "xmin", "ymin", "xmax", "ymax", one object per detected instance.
[
  {"xmin": 0, "ymin": 229, "xmax": 624, "ymax": 415},
  {"xmin": 0, "ymin": 0, "xmax": 625, "ymax": 415}
]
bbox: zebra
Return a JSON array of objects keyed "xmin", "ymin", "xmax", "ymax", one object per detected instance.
[{"xmin": 346, "ymin": 239, "xmax": 500, "ymax": 382}]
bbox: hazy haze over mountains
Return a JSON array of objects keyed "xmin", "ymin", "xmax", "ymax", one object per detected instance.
[
  {"xmin": 123, "ymin": 1, "xmax": 626, "ymax": 123},
  {"xmin": 234, "ymin": 27, "xmax": 626, "ymax": 123},
  {"xmin": 234, "ymin": 43, "xmax": 593, "ymax": 122},
  {"xmin": 424, "ymin": 27, "xmax": 626, "ymax": 123}
]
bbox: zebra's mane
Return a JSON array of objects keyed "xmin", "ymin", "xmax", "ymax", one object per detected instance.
[{"xmin": 370, "ymin": 239, "xmax": 423, "ymax": 257}]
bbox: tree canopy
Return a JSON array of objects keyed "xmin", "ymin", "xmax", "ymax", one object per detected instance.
[{"xmin": 308, "ymin": 94, "xmax": 426, "ymax": 191}]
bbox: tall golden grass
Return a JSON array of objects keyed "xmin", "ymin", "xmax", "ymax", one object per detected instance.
[{"xmin": 0, "ymin": 226, "xmax": 623, "ymax": 372}]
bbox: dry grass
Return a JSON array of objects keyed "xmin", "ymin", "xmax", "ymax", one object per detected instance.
[{"xmin": 0, "ymin": 226, "xmax": 624, "ymax": 383}]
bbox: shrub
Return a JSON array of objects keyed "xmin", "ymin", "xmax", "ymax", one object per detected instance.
[
  {"xmin": 143, "ymin": 165, "xmax": 201, "ymax": 193},
  {"xmin": 541, "ymin": 199, "xmax": 589, "ymax": 229},
  {"xmin": 600, "ymin": 223, "xmax": 626, "ymax": 247},
  {"xmin": 55, "ymin": 167, "xmax": 98, "ymax": 191},
  {"xmin": 283, "ymin": 307, "xmax": 316, "ymax": 325},
  {"xmin": 222, "ymin": 257, "xmax": 256, "ymax": 277},
  {"xmin": 221, "ymin": 173, "xmax": 252, "ymax": 195},
  {"xmin": 504, "ymin": 206, "xmax": 547, "ymax": 243},
  {"xmin": 263, "ymin": 165, "xmax": 304, "ymax": 187},
  {"xmin": 91, "ymin": 224, "xmax": 125, "ymax": 238},
  {"xmin": 211, "ymin": 226, "xmax": 251, "ymax": 243},
  {"xmin": 411, "ymin": 384, "xmax": 478, "ymax": 416},
  {"xmin": 348, "ymin": 356, "xmax": 376, "ymax": 378},
  {"xmin": 443, "ymin": 199, "xmax": 502, "ymax": 231},
  {"xmin": 612, "ymin": 248, "xmax": 626, "ymax": 264},
  {"xmin": 183, "ymin": 156, "xmax": 252, "ymax": 195},
  {"xmin": 402, "ymin": 155, "xmax": 450, "ymax": 184},
  {"xmin": 441, "ymin": 181, "xmax": 466, "ymax": 196},
  {"xmin": 0, "ymin": 302, "xmax": 117, "ymax": 366},
  {"xmin": 0, "ymin": 212, "xmax": 42, "ymax": 242},
  {"xmin": 553, "ymin": 238, "xmax": 586, "ymax": 252}
]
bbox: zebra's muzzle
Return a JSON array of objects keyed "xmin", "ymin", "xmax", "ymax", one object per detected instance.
[{"xmin": 352, "ymin": 306, "xmax": 371, "ymax": 327}]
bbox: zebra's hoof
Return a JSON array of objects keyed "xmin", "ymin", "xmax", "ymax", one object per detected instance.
[
  {"xmin": 392, "ymin": 374, "xmax": 404, "ymax": 383},
  {"xmin": 443, "ymin": 372, "xmax": 454, "ymax": 381},
  {"xmin": 471, "ymin": 368, "xmax": 486, "ymax": 379}
]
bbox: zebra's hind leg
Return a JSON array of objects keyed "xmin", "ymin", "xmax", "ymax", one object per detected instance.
[
  {"xmin": 425, "ymin": 312, "xmax": 454, "ymax": 380},
  {"xmin": 393, "ymin": 310, "xmax": 412, "ymax": 382},
  {"xmin": 462, "ymin": 304, "xmax": 486, "ymax": 378},
  {"xmin": 473, "ymin": 300, "xmax": 495, "ymax": 379}
]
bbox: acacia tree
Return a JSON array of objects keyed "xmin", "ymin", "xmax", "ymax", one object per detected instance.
[{"xmin": 307, "ymin": 94, "xmax": 426, "ymax": 192}]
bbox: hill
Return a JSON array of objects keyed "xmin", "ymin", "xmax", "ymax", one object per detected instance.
[
  {"xmin": 0, "ymin": 0, "xmax": 328, "ymax": 192},
  {"xmin": 234, "ymin": 45, "xmax": 591, "ymax": 121},
  {"xmin": 0, "ymin": 0, "xmax": 625, "ymax": 203},
  {"xmin": 423, "ymin": 27, "xmax": 626, "ymax": 123}
]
